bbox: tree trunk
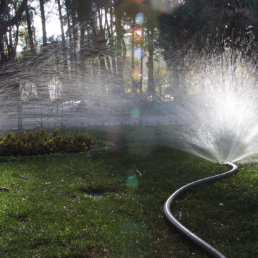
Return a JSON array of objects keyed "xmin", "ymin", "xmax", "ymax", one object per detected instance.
[
  {"xmin": 114, "ymin": 12, "xmax": 125, "ymax": 91},
  {"xmin": 7, "ymin": 25, "xmax": 13, "ymax": 55},
  {"xmin": 26, "ymin": 5, "xmax": 35, "ymax": 54},
  {"xmin": 65, "ymin": 0, "xmax": 72, "ymax": 43},
  {"xmin": 156, "ymin": 64, "xmax": 162, "ymax": 97},
  {"xmin": 147, "ymin": 27, "xmax": 155, "ymax": 96},
  {"xmin": 104, "ymin": 6, "xmax": 111, "ymax": 43},
  {"xmin": 0, "ymin": 34, "xmax": 6, "ymax": 62},
  {"xmin": 131, "ymin": 17, "xmax": 136, "ymax": 93},
  {"xmin": 140, "ymin": 41, "xmax": 143, "ymax": 96},
  {"xmin": 39, "ymin": 0, "xmax": 47, "ymax": 46},
  {"xmin": 0, "ymin": 0, "xmax": 27, "ymax": 38},
  {"xmin": 57, "ymin": 0, "xmax": 65, "ymax": 43},
  {"xmin": 98, "ymin": 7, "xmax": 103, "ymax": 32},
  {"xmin": 71, "ymin": 8, "xmax": 78, "ymax": 56},
  {"xmin": 79, "ymin": 24, "xmax": 87, "ymax": 96}
]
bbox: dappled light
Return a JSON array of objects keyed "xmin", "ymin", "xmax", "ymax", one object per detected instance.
[{"xmin": 0, "ymin": 0, "xmax": 258, "ymax": 257}]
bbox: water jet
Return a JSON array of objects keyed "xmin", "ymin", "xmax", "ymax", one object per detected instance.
[{"xmin": 161, "ymin": 53, "xmax": 258, "ymax": 257}]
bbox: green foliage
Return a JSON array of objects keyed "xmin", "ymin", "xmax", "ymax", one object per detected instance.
[
  {"xmin": 0, "ymin": 129, "xmax": 94, "ymax": 156},
  {"xmin": 0, "ymin": 127, "xmax": 257, "ymax": 257},
  {"xmin": 0, "ymin": 132, "xmax": 257, "ymax": 257}
]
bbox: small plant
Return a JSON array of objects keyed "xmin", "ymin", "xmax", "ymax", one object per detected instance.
[{"xmin": 0, "ymin": 129, "xmax": 94, "ymax": 156}]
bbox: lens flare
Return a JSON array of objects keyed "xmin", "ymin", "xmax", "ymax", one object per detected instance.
[
  {"xmin": 126, "ymin": 175, "xmax": 139, "ymax": 188},
  {"xmin": 131, "ymin": 0, "xmax": 143, "ymax": 3},
  {"xmin": 131, "ymin": 108, "xmax": 140, "ymax": 118},
  {"xmin": 132, "ymin": 69, "xmax": 141, "ymax": 81},
  {"xmin": 131, "ymin": 26, "xmax": 144, "ymax": 43},
  {"xmin": 135, "ymin": 12, "xmax": 144, "ymax": 25}
]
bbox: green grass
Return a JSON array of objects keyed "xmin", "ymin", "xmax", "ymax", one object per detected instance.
[{"xmin": 0, "ymin": 126, "xmax": 257, "ymax": 257}]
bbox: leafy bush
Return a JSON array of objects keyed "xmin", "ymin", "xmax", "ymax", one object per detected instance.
[{"xmin": 0, "ymin": 129, "xmax": 94, "ymax": 156}]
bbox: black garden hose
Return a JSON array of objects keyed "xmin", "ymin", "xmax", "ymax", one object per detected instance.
[{"xmin": 164, "ymin": 162, "xmax": 238, "ymax": 258}]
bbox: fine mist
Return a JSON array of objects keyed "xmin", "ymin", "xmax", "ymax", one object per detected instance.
[
  {"xmin": 166, "ymin": 52, "xmax": 258, "ymax": 163},
  {"xmin": 1, "ymin": 45, "xmax": 258, "ymax": 164}
]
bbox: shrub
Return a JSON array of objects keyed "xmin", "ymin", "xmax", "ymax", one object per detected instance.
[{"xmin": 0, "ymin": 129, "xmax": 94, "ymax": 156}]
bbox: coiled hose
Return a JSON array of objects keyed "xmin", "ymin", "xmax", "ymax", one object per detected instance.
[{"xmin": 164, "ymin": 162, "xmax": 238, "ymax": 258}]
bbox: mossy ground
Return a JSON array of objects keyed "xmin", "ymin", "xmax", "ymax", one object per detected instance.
[{"xmin": 0, "ymin": 126, "xmax": 257, "ymax": 257}]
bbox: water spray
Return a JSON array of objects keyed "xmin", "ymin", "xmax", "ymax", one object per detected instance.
[{"xmin": 164, "ymin": 162, "xmax": 238, "ymax": 258}]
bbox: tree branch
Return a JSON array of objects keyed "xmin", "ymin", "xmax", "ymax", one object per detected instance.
[{"xmin": 0, "ymin": 0, "xmax": 27, "ymax": 36}]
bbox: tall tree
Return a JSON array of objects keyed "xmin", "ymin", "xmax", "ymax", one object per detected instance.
[
  {"xmin": 64, "ymin": 0, "xmax": 72, "ymax": 42},
  {"xmin": 56, "ymin": 0, "xmax": 65, "ymax": 43},
  {"xmin": 145, "ymin": 4, "xmax": 159, "ymax": 97},
  {"xmin": 159, "ymin": 0, "xmax": 258, "ymax": 62},
  {"xmin": 39, "ymin": 0, "xmax": 47, "ymax": 45},
  {"xmin": 25, "ymin": 2, "xmax": 35, "ymax": 54},
  {"xmin": 146, "ymin": 25, "xmax": 155, "ymax": 96},
  {"xmin": 0, "ymin": 0, "xmax": 27, "ymax": 62}
]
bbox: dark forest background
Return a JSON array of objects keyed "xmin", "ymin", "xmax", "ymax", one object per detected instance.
[{"xmin": 0, "ymin": 0, "xmax": 257, "ymax": 116}]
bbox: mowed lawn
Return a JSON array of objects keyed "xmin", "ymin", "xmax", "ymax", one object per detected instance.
[{"xmin": 0, "ymin": 127, "xmax": 257, "ymax": 257}]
